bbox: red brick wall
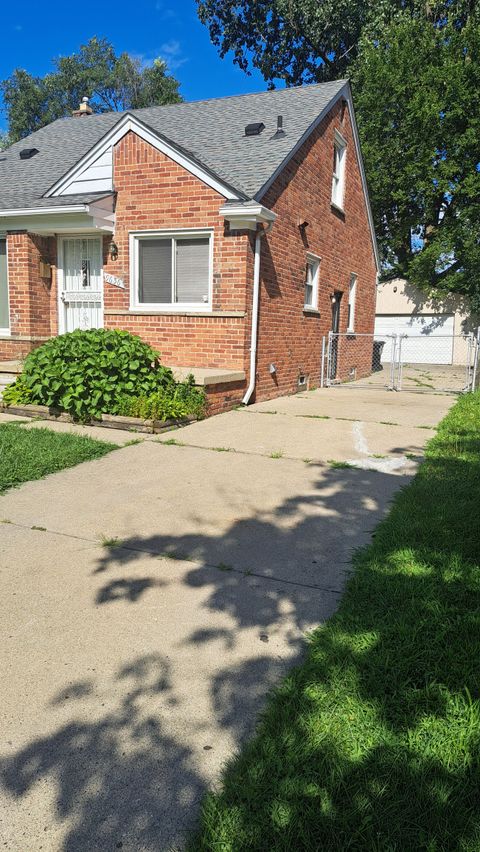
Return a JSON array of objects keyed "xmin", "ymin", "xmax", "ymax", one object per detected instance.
[
  {"xmin": 253, "ymin": 97, "xmax": 377, "ymax": 401},
  {"xmin": 0, "ymin": 232, "xmax": 56, "ymax": 360},
  {"xmin": 0, "ymin": 103, "xmax": 377, "ymax": 416},
  {"xmin": 101, "ymin": 132, "xmax": 251, "ymax": 370}
]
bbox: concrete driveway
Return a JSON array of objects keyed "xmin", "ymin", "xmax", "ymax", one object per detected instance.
[{"xmin": 0, "ymin": 388, "xmax": 453, "ymax": 851}]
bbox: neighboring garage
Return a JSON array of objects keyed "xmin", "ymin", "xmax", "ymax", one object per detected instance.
[
  {"xmin": 374, "ymin": 313, "xmax": 455, "ymax": 364},
  {"xmin": 375, "ymin": 278, "xmax": 477, "ymax": 365}
]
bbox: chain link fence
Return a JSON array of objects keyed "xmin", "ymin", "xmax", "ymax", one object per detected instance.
[{"xmin": 321, "ymin": 329, "xmax": 479, "ymax": 393}]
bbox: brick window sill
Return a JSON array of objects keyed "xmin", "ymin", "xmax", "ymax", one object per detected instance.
[{"xmin": 303, "ymin": 307, "xmax": 320, "ymax": 316}]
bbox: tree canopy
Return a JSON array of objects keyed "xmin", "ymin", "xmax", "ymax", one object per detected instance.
[
  {"xmin": 197, "ymin": 0, "xmax": 480, "ymax": 307},
  {"xmin": 1, "ymin": 37, "xmax": 182, "ymax": 142}
]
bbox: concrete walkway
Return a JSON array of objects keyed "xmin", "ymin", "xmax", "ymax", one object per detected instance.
[{"xmin": 0, "ymin": 388, "xmax": 454, "ymax": 851}]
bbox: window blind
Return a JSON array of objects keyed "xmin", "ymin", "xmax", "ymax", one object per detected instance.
[
  {"xmin": 176, "ymin": 238, "xmax": 209, "ymax": 303},
  {"xmin": 139, "ymin": 239, "xmax": 172, "ymax": 303}
]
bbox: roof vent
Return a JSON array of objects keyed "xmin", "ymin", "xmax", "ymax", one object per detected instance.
[
  {"xmin": 272, "ymin": 115, "xmax": 286, "ymax": 139},
  {"xmin": 245, "ymin": 122, "xmax": 265, "ymax": 137},
  {"xmin": 19, "ymin": 148, "xmax": 39, "ymax": 160}
]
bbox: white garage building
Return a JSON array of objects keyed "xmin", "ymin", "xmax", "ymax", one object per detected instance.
[{"xmin": 375, "ymin": 278, "xmax": 476, "ymax": 365}]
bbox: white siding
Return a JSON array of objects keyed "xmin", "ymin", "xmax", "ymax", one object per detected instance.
[{"xmin": 59, "ymin": 147, "xmax": 113, "ymax": 195}]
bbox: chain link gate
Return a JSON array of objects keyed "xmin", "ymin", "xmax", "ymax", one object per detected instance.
[{"xmin": 321, "ymin": 329, "xmax": 479, "ymax": 393}]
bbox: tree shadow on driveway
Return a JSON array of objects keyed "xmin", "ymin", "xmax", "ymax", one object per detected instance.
[{"xmin": 0, "ymin": 463, "xmax": 413, "ymax": 850}]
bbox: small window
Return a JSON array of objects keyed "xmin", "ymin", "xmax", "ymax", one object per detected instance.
[
  {"xmin": 331, "ymin": 131, "xmax": 347, "ymax": 210},
  {"xmin": 347, "ymin": 273, "xmax": 357, "ymax": 332},
  {"xmin": 133, "ymin": 231, "xmax": 212, "ymax": 310},
  {"xmin": 304, "ymin": 255, "xmax": 320, "ymax": 309}
]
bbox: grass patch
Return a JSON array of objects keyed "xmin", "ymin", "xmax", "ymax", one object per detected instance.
[
  {"xmin": 0, "ymin": 423, "xmax": 117, "ymax": 494},
  {"xmin": 297, "ymin": 414, "xmax": 331, "ymax": 420},
  {"xmin": 191, "ymin": 392, "xmax": 480, "ymax": 851},
  {"xmin": 99, "ymin": 534, "xmax": 122, "ymax": 549},
  {"xmin": 270, "ymin": 450, "xmax": 285, "ymax": 459},
  {"xmin": 327, "ymin": 459, "xmax": 355, "ymax": 469},
  {"xmin": 210, "ymin": 446, "xmax": 234, "ymax": 453}
]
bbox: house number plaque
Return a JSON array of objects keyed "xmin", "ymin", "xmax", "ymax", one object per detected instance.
[{"xmin": 103, "ymin": 272, "xmax": 125, "ymax": 289}]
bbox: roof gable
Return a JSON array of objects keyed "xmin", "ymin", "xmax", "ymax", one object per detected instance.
[{"xmin": 46, "ymin": 113, "xmax": 242, "ymax": 201}]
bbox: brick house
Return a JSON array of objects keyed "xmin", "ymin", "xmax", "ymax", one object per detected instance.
[{"xmin": 0, "ymin": 80, "xmax": 379, "ymax": 413}]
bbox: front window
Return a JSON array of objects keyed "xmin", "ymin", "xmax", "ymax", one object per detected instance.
[
  {"xmin": 0, "ymin": 239, "xmax": 9, "ymax": 332},
  {"xmin": 132, "ymin": 230, "xmax": 212, "ymax": 310},
  {"xmin": 304, "ymin": 255, "xmax": 320, "ymax": 309},
  {"xmin": 331, "ymin": 131, "xmax": 347, "ymax": 210},
  {"xmin": 347, "ymin": 273, "xmax": 357, "ymax": 332}
]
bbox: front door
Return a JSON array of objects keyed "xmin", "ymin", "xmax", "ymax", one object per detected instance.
[{"xmin": 60, "ymin": 237, "xmax": 103, "ymax": 333}]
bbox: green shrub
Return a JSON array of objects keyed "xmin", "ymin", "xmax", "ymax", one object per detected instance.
[
  {"xmin": 2, "ymin": 374, "xmax": 32, "ymax": 407},
  {"xmin": 3, "ymin": 329, "xmax": 175, "ymax": 420},
  {"xmin": 117, "ymin": 376, "xmax": 206, "ymax": 422}
]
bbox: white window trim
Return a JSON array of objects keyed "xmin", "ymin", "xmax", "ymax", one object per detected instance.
[
  {"xmin": 304, "ymin": 253, "xmax": 320, "ymax": 310},
  {"xmin": 129, "ymin": 228, "xmax": 214, "ymax": 312},
  {"xmin": 347, "ymin": 272, "xmax": 357, "ymax": 333},
  {"xmin": 331, "ymin": 130, "xmax": 347, "ymax": 212},
  {"xmin": 0, "ymin": 236, "xmax": 11, "ymax": 336}
]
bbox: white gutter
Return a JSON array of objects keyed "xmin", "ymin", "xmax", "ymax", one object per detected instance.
[
  {"xmin": 0, "ymin": 205, "xmax": 87, "ymax": 217},
  {"xmin": 242, "ymin": 221, "xmax": 274, "ymax": 405}
]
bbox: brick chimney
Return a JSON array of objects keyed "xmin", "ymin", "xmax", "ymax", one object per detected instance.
[{"xmin": 72, "ymin": 96, "xmax": 93, "ymax": 118}]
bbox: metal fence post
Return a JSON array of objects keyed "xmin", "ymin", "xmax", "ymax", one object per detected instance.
[
  {"xmin": 472, "ymin": 327, "xmax": 480, "ymax": 392},
  {"xmin": 388, "ymin": 335, "xmax": 397, "ymax": 390},
  {"xmin": 465, "ymin": 333, "xmax": 473, "ymax": 392},
  {"xmin": 325, "ymin": 331, "xmax": 333, "ymax": 387},
  {"xmin": 396, "ymin": 334, "xmax": 407, "ymax": 391},
  {"xmin": 320, "ymin": 336, "xmax": 326, "ymax": 388}
]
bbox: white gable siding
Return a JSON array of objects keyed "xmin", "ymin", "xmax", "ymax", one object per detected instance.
[{"xmin": 58, "ymin": 147, "xmax": 113, "ymax": 195}]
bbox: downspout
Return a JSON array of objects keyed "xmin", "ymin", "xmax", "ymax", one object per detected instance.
[{"xmin": 242, "ymin": 221, "xmax": 273, "ymax": 405}]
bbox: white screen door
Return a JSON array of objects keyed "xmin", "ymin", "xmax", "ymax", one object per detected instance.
[{"xmin": 60, "ymin": 237, "xmax": 103, "ymax": 332}]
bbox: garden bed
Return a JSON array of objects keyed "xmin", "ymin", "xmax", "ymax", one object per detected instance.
[{"xmin": 0, "ymin": 402, "xmax": 198, "ymax": 434}]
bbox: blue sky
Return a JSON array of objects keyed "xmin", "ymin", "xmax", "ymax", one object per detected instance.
[{"xmin": 0, "ymin": 0, "xmax": 280, "ymax": 130}]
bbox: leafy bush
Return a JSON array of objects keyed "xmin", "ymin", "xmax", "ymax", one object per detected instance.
[
  {"xmin": 2, "ymin": 374, "xmax": 32, "ymax": 407},
  {"xmin": 117, "ymin": 375, "xmax": 206, "ymax": 421},
  {"xmin": 3, "ymin": 329, "xmax": 176, "ymax": 420}
]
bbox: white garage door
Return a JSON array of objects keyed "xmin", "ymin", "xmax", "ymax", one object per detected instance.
[{"xmin": 374, "ymin": 314, "xmax": 454, "ymax": 364}]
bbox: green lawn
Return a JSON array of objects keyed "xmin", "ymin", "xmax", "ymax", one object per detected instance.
[
  {"xmin": 0, "ymin": 423, "xmax": 117, "ymax": 494},
  {"xmin": 192, "ymin": 392, "xmax": 480, "ymax": 851}
]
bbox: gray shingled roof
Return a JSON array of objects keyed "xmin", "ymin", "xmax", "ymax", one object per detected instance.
[{"xmin": 0, "ymin": 80, "xmax": 347, "ymax": 210}]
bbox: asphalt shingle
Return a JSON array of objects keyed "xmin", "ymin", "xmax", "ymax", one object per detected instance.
[{"xmin": 0, "ymin": 80, "xmax": 347, "ymax": 210}]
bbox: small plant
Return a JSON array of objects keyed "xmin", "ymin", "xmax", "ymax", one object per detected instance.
[
  {"xmin": 210, "ymin": 446, "xmax": 232, "ymax": 453},
  {"xmin": 328, "ymin": 459, "xmax": 355, "ymax": 469},
  {"xmin": 99, "ymin": 534, "xmax": 121, "ymax": 548},
  {"xmin": 217, "ymin": 562, "xmax": 233, "ymax": 571},
  {"xmin": 159, "ymin": 437, "xmax": 185, "ymax": 446},
  {"xmin": 270, "ymin": 450, "xmax": 284, "ymax": 459},
  {"xmin": 31, "ymin": 525, "xmax": 47, "ymax": 531},
  {"xmin": 2, "ymin": 375, "xmax": 32, "ymax": 406},
  {"xmin": 117, "ymin": 375, "xmax": 206, "ymax": 422}
]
